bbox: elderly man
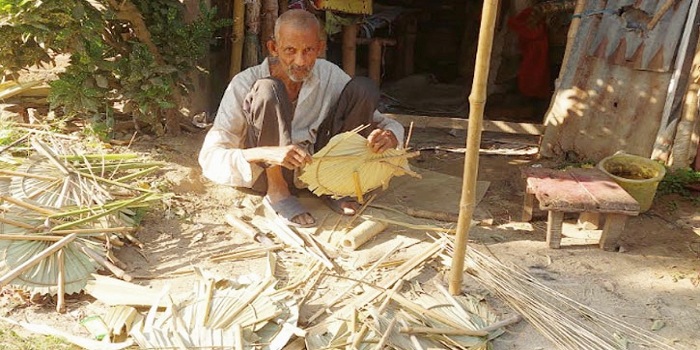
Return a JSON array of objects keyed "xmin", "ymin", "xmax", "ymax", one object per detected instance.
[{"xmin": 199, "ymin": 9, "xmax": 404, "ymax": 227}]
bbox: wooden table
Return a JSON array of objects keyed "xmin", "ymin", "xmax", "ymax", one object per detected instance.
[{"xmin": 521, "ymin": 167, "xmax": 640, "ymax": 251}]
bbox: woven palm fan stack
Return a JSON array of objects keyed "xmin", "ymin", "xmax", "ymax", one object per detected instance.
[
  {"xmin": 299, "ymin": 126, "xmax": 420, "ymax": 203},
  {"xmin": 0, "ymin": 136, "xmax": 162, "ymax": 312}
]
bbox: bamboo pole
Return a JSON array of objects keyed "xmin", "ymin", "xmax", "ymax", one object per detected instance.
[
  {"xmin": 652, "ymin": 0, "xmax": 699, "ymax": 163},
  {"xmin": 0, "ymin": 233, "xmax": 78, "ymax": 287},
  {"xmin": 449, "ymin": 0, "xmax": 500, "ymax": 295},
  {"xmin": 559, "ymin": 0, "xmax": 587, "ymax": 79},
  {"xmin": 670, "ymin": 27, "xmax": 700, "ymax": 167},
  {"xmin": 230, "ymin": 0, "xmax": 245, "ymax": 78}
]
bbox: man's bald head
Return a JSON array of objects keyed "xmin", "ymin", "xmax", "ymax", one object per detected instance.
[{"xmin": 273, "ymin": 9, "xmax": 321, "ymax": 41}]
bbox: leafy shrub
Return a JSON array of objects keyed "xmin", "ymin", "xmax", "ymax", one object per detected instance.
[{"xmin": 0, "ymin": 0, "xmax": 229, "ymax": 136}]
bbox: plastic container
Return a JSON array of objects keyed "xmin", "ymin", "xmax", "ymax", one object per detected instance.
[{"xmin": 598, "ymin": 153, "xmax": 666, "ymax": 213}]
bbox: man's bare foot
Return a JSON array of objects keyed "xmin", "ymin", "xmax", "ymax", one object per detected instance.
[{"xmin": 324, "ymin": 196, "xmax": 360, "ymax": 215}]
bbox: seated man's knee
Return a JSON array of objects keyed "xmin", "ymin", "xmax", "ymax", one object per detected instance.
[
  {"xmin": 345, "ymin": 77, "xmax": 380, "ymax": 102},
  {"xmin": 251, "ymin": 78, "xmax": 286, "ymax": 102}
]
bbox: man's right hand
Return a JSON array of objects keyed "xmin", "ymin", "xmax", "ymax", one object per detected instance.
[{"xmin": 243, "ymin": 145, "xmax": 312, "ymax": 169}]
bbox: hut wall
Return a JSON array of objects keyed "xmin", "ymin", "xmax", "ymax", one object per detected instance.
[{"xmin": 541, "ymin": 0, "xmax": 693, "ymax": 162}]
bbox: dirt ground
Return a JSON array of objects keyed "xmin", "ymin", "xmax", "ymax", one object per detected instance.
[{"xmin": 1, "ymin": 125, "xmax": 699, "ymax": 349}]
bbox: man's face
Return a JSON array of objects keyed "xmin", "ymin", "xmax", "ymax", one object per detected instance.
[{"xmin": 270, "ymin": 24, "xmax": 323, "ymax": 82}]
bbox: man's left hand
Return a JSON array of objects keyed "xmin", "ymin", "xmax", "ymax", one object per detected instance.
[{"xmin": 367, "ymin": 129, "xmax": 398, "ymax": 153}]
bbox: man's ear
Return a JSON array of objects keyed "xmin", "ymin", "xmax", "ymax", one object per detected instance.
[{"xmin": 267, "ymin": 39, "xmax": 277, "ymax": 57}]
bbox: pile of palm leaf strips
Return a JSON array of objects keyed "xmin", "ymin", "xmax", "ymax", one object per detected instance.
[{"xmin": 0, "ymin": 133, "xmax": 164, "ymax": 311}]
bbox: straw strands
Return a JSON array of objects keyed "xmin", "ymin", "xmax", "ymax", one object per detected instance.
[
  {"xmin": 442, "ymin": 242, "xmax": 680, "ymax": 350},
  {"xmin": 299, "ymin": 129, "xmax": 420, "ymax": 199}
]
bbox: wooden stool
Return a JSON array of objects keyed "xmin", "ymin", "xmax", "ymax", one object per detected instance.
[{"xmin": 521, "ymin": 167, "xmax": 640, "ymax": 251}]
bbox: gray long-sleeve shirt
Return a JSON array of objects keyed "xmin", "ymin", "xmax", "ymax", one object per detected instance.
[{"xmin": 199, "ymin": 58, "xmax": 404, "ymax": 188}]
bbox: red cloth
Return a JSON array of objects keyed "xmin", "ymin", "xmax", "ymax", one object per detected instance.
[{"xmin": 508, "ymin": 8, "xmax": 551, "ymax": 98}]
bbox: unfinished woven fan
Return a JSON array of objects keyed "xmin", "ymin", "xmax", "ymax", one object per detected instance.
[{"xmin": 299, "ymin": 129, "xmax": 420, "ymax": 201}]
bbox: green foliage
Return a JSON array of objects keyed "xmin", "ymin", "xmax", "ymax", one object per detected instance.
[
  {"xmin": 658, "ymin": 167, "xmax": 700, "ymax": 199},
  {"xmin": 0, "ymin": 0, "xmax": 229, "ymax": 136}
]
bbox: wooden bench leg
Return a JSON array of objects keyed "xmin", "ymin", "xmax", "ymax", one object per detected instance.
[
  {"xmin": 578, "ymin": 212, "xmax": 600, "ymax": 229},
  {"xmin": 546, "ymin": 211, "xmax": 564, "ymax": 249},
  {"xmin": 522, "ymin": 193, "xmax": 535, "ymax": 222},
  {"xmin": 600, "ymin": 214, "xmax": 627, "ymax": 251}
]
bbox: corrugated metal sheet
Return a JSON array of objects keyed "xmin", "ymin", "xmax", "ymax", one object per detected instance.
[
  {"xmin": 541, "ymin": 0, "xmax": 691, "ymax": 161},
  {"xmin": 587, "ymin": 0, "xmax": 691, "ymax": 72}
]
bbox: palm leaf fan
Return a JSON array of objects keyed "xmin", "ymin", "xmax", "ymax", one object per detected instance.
[
  {"xmin": 0, "ymin": 209, "xmax": 101, "ymax": 294},
  {"xmin": 299, "ymin": 130, "xmax": 420, "ymax": 199},
  {"xmin": 0, "ymin": 238, "xmax": 101, "ymax": 295}
]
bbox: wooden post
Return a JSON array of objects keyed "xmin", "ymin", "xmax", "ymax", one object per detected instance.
[
  {"xmin": 448, "ymin": 0, "xmax": 500, "ymax": 295},
  {"xmin": 261, "ymin": 0, "xmax": 279, "ymax": 57},
  {"xmin": 278, "ymin": 0, "xmax": 288, "ymax": 14},
  {"xmin": 0, "ymin": 233, "xmax": 78, "ymax": 287},
  {"xmin": 546, "ymin": 211, "xmax": 564, "ymax": 249},
  {"xmin": 403, "ymin": 17, "xmax": 417, "ymax": 76},
  {"xmin": 522, "ymin": 192, "xmax": 534, "ymax": 222},
  {"xmin": 342, "ymin": 24, "xmax": 358, "ymax": 77},
  {"xmin": 243, "ymin": 0, "xmax": 261, "ymax": 69},
  {"xmin": 600, "ymin": 214, "xmax": 627, "ymax": 251},
  {"xmin": 229, "ymin": 0, "xmax": 245, "ymax": 78},
  {"xmin": 368, "ymin": 39, "xmax": 382, "ymax": 85}
]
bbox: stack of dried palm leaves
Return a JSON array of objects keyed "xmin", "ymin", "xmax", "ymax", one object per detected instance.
[
  {"xmin": 299, "ymin": 127, "xmax": 420, "ymax": 202},
  {"xmin": 84, "ymin": 265, "xmax": 300, "ymax": 349},
  {"xmin": 0, "ymin": 134, "xmax": 163, "ymax": 311}
]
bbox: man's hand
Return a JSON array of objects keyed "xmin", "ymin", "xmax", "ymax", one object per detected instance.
[
  {"xmin": 367, "ymin": 129, "xmax": 398, "ymax": 153},
  {"xmin": 244, "ymin": 145, "xmax": 312, "ymax": 169}
]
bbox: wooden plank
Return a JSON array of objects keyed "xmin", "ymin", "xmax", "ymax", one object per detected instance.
[
  {"xmin": 386, "ymin": 114, "xmax": 545, "ymax": 135},
  {"xmin": 568, "ymin": 168, "xmax": 640, "ymax": 214},
  {"xmin": 521, "ymin": 168, "xmax": 597, "ymax": 212}
]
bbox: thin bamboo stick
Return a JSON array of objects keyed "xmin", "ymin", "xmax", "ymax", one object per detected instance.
[
  {"xmin": 647, "ymin": 0, "xmax": 675, "ymax": 31},
  {"xmin": 399, "ymin": 326, "xmax": 487, "ymax": 337},
  {"xmin": 0, "ymin": 195, "xmax": 57, "ymax": 215},
  {"xmin": 373, "ymin": 318, "xmax": 396, "ymax": 350},
  {"xmin": 230, "ymin": 0, "xmax": 245, "ymax": 78},
  {"xmin": 50, "ymin": 193, "xmax": 151, "ymax": 231},
  {"xmin": 449, "ymin": 0, "xmax": 500, "ymax": 295},
  {"xmin": 0, "ymin": 234, "xmax": 64, "ymax": 241},
  {"xmin": 0, "ymin": 216, "xmax": 38, "ymax": 229},
  {"xmin": 0, "ymin": 169, "xmax": 57, "ymax": 181},
  {"xmin": 0, "ymin": 233, "xmax": 78, "ymax": 287},
  {"xmin": 56, "ymin": 249, "xmax": 66, "ymax": 313}
]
